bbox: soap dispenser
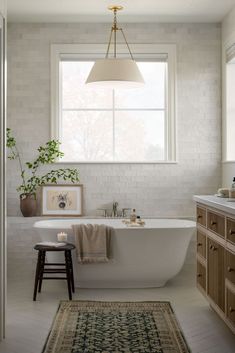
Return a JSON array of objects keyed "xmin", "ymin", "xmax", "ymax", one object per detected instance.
[
  {"xmin": 229, "ymin": 177, "xmax": 235, "ymax": 198},
  {"xmin": 232, "ymin": 177, "xmax": 235, "ymax": 189}
]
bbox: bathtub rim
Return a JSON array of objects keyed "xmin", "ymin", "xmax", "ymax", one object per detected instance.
[{"xmin": 33, "ymin": 217, "xmax": 196, "ymax": 231}]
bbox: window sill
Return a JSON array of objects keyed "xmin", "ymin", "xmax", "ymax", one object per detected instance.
[
  {"xmin": 222, "ymin": 160, "xmax": 235, "ymax": 164},
  {"xmin": 54, "ymin": 160, "xmax": 178, "ymax": 165}
]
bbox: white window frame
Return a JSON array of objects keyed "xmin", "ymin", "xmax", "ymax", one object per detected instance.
[
  {"xmin": 51, "ymin": 43, "xmax": 177, "ymax": 163},
  {"xmin": 222, "ymin": 40, "xmax": 235, "ymax": 163}
]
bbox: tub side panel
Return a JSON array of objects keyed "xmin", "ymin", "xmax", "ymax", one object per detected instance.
[{"xmin": 35, "ymin": 225, "xmax": 195, "ymax": 288}]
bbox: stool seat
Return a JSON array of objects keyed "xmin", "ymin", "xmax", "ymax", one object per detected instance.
[
  {"xmin": 33, "ymin": 242, "xmax": 75, "ymax": 301},
  {"xmin": 34, "ymin": 243, "xmax": 75, "ymax": 251}
]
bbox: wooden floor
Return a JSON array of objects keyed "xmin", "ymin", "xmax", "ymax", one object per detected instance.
[{"xmin": 0, "ymin": 264, "xmax": 234, "ymax": 353}]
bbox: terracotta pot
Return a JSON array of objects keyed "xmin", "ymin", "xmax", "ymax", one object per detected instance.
[{"xmin": 20, "ymin": 193, "xmax": 37, "ymax": 217}]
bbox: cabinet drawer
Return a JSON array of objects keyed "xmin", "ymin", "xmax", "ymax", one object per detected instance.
[
  {"xmin": 227, "ymin": 218, "xmax": 235, "ymax": 245},
  {"xmin": 225, "ymin": 250, "xmax": 235, "ymax": 284},
  {"xmin": 207, "ymin": 211, "xmax": 225, "ymax": 238},
  {"xmin": 197, "ymin": 206, "xmax": 206, "ymax": 227},
  {"xmin": 197, "ymin": 231, "xmax": 206, "ymax": 259},
  {"xmin": 197, "ymin": 261, "xmax": 206, "ymax": 291},
  {"xmin": 226, "ymin": 288, "xmax": 235, "ymax": 326}
]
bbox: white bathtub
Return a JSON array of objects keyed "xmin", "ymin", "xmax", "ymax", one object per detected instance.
[{"xmin": 33, "ymin": 218, "xmax": 195, "ymax": 288}]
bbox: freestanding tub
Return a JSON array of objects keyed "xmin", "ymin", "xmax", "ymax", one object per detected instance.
[{"xmin": 33, "ymin": 218, "xmax": 195, "ymax": 288}]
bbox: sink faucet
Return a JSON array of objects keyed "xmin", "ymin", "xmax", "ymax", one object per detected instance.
[{"xmin": 112, "ymin": 201, "xmax": 119, "ymax": 217}]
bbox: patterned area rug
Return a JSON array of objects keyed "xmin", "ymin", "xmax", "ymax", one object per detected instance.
[{"xmin": 42, "ymin": 301, "xmax": 191, "ymax": 353}]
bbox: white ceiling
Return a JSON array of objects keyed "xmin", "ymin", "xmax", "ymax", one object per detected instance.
[{"xmin": 7, "ymin": 0, "xmax": 235, "ymax": 23}]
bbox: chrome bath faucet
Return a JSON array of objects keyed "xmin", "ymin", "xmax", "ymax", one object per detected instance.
[{"xmin": 112, "ymin": 201, "xmax": 119, "ymax": 217}]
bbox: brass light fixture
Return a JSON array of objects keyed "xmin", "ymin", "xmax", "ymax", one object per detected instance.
[{"xmin": 85, "ymin": 6, "xmax": 144, "ymax": 89}]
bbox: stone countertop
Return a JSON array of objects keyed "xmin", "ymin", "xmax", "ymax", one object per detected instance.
[{"xmin": 193, "ymin": 195, "xmax": 235, "ymax": 215}]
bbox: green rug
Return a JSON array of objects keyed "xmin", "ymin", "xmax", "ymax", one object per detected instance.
[{"xmin": 42, "ymin": 301, "xmax": 191, "ymax": 353}]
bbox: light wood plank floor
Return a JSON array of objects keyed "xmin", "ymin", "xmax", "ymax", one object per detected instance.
[{"xmin": 0, "ymin": 264, "xmax": 234, "ymax": 353}]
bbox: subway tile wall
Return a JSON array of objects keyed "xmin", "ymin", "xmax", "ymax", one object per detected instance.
[{"xmin": 7, "ymin": 23, "xmax": 221, "ymax": 217}]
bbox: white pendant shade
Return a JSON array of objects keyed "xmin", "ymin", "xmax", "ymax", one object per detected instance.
[{"xmin": 85, "ymin": 58, "xmax": 145, "ymax": 89}]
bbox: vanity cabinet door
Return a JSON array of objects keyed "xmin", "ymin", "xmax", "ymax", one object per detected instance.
[
  {"xmin": 227, "ymin": 218, "xmax": 235, "ymax": 245},
  {"xmin": 197, "ymin": 261, "xmax": 206, "ymax": 292},
  {"xmin": 197, "ymin": 231, "xmax": 206, "ymax": 259},
  {"xmin": 196, "ymin": 206, "xmax": 206, "ymax": 227},
  {"xmin": 227, "ymin": 288, "xmax": 235, "ymax": 326},
  {"xmin": 225, "ymin": 250, "xmax": 235, "ymax": 284},
  {"xmin": 208, "ymin": 238, "xmax": 225, "ymax": 311}
]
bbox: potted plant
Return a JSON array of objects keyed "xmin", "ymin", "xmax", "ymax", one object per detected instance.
[{"xmin": 7, "ymin": 128, "xmax": 80, "ymax": 217}]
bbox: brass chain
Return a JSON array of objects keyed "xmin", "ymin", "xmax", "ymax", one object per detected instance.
[{"xmin": 105, "ymin": 7, "xmax": 134, "ymax": 60}]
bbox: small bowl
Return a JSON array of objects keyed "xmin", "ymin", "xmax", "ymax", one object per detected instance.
[{"xmin": 217, "ymin": 188, "xmax": 229, "ymax": 197}]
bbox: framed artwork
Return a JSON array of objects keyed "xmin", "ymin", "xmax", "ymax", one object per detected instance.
[{"xmin": 41, "ymin": 184, "xmax": 83, "ymax": 216}]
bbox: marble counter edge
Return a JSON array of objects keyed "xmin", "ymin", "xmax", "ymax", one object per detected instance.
[{"xmin": 193, "ymin": 195, "xmax": 235, "ymax": 215}]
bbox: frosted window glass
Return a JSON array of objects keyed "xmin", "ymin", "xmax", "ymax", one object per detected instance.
[
  {"xmin": 226, "ymin": 63, "xmax": 235, "ymax": 161},
  {"xmin": 115, "ymin": 62, "xmax": 166, "ymax": 109},
  {"xmin": 115, "ymin": 111, "xmax": 165, "ymax": 161},
  {"xmin": 62, "ymin": 61, "xmax": 113, "ymax": 109},
  {"xmin": 61, "ymin": 111, "xmax": 113, "ymax": 162},
  {"xmin": 60, "ymin": 60, "xmax": 167, "ymax": 162}
]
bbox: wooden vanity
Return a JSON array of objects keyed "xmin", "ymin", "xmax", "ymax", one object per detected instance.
[{"xmin": 194, "ymin": 195, "xmax": 235, "ymax": 333}]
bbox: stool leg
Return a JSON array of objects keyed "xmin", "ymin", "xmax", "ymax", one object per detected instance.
[
  {"xmin": 65, "ymin": 250, "xmax": 72, "ymax": 300},
  {"xmin": 33, "ymin": 251, "xmax": 42, "ymax": 301},
  {"xmin": 68, "ymin": 251, "xmax": 75, "ymax": 293},
  {"xmin": 38, "ymin": 251, "xmax": 45, "ymax": 293}
]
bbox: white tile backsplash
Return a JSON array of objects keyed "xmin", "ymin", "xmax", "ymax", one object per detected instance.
[{"xmin": 7, "ymin": 22, "xmax": 221, "ymax": 217}]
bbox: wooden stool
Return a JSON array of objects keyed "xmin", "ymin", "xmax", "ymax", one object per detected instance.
[{"xmin": 33, "ymin": 243, "xmax": 75, "ymax": 301}]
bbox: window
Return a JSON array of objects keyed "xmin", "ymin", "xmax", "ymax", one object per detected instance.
[
  {"xmin": 225, "ymin": 44, "xmax": 235, "ymax": 161},
  {"xmin": 51, "ymin": 44, "xmax": 176, "ymax": 163}
]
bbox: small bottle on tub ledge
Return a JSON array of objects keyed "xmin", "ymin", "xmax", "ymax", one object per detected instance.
[
  {"xmin": 122, "ymin": 212, "xmax": 145, "ymax": 227},
  {"xmin": 130, "ymin": 208, "xmax": 137, "ymax": 223}
]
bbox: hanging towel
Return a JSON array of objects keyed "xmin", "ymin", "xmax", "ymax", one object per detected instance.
[{"xmin": 72, "ymin": 224, "xmax": 113, "ymax": 264}]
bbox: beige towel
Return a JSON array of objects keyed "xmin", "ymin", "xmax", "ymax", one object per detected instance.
[{"xmin": 72, "ymin": 224, "xmax": 113, "ymax": 264}]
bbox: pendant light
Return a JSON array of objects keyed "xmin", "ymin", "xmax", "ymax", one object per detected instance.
[{"xmin": 85, "ymin": 6, "xmax": 144, "ymax": 89}]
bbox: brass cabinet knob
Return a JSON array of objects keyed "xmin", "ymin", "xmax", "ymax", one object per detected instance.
[
  {"xmin": 229, "ymin": 306, "xmax": 234, "ymax": 313},
  {"xmin": 209, "ymin": 245, "xmax": 217, "ymax": 251},
  {"xmin": 197, "ymin": 242, "xmax": 202, "ymax": 247},
  {"xmin": 210, "ymin": 221, "xmax": 217, "ymax": 226},
  {"xmin": 197, "ymin": 273, "xmax": 202, "ymax": 277},
  {"xmin": 229, "ymin": 229, "xmax": 235, "ymax": 235},
  {"xmin": 197, "ymin": 215, "xmax": 202, "ymax": 219},
  {"xmin": 227, "ymin": 266, "xmax": 234, "ymax": 272}
]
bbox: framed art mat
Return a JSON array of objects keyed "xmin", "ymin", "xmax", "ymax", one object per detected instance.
[{"xmin": 41, "ymin": 184, "xmax": 83, "ymax": 216}]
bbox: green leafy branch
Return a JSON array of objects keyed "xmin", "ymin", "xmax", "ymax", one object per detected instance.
[
  {"xmin": 7, "ymin": 128, "xmax": 80, "ymax": 196},
  {"xmin": 7, "ymin": 128, "xmax": 27, "ymax": 191}
]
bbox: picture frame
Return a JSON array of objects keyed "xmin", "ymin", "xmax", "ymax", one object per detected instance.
[{"xmin": 41, "ymin": 184, "xmax": 83, "ymax": 216}]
